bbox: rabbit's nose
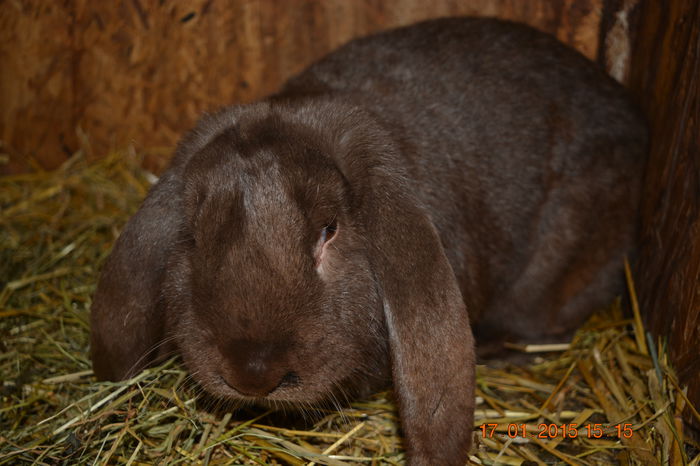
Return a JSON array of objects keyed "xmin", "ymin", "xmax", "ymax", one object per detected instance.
[{"xmin": 220, "ymin": 339, "xmax": 295, "ymax": 397}]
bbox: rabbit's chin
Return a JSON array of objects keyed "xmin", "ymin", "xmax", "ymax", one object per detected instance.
[{"xmin": 191, "ymin": 368, "xmax": 382, "ymax": 409}]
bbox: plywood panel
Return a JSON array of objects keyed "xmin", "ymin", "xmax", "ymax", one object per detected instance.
[
  {"xmin": 2, "ymin": 0, "xmax": 602, "ymax": 172},
  {"xmin": 627, "ymin": 0, "xmax": 700, "ymax": 433},
  {"xmin": 0, "ymin": 0, "xmax": 76, "ymax": 172}
]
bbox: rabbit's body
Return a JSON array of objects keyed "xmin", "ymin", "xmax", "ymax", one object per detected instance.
[
  {"xmin": 281, "ymin": 17, "xmax": 645, "ymax": 344},
  {"xmin": 91, "ymin": 18, "xmax": 647, "ymax": 466}
]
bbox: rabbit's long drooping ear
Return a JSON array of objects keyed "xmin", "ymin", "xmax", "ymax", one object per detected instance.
[
  {"xmin": 326, "ymin": 107, "xmax": 476, "ymax": 463},
  {"xmin": 90, "ymin": 168, "xmax": 184, "ymax": 381},
  {"xmin": 90, "ymin": 110, "xmax": 239, "ymax": 381},
  {"xmin": 364, "ymin": 182, "xmax": 475, "ymax": 463},
  {"xmin": 357, "ymin": 176, "xmax": 476, "ymax": 463},
  {"xmin": 368, "ymin": 189, "xmax": 475, "ymax": 464}
]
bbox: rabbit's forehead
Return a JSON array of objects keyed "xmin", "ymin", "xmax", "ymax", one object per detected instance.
[
  {"xmin": 240, "ymin": 164, "xmax": 302, "ymax": 223},
  {"xmin": 183, "ymin": 128, "xmax": 346, "ymax": 251},
  {"xmin": 191, "ymin": 157, "xmax": 319, "ymax": 239}
]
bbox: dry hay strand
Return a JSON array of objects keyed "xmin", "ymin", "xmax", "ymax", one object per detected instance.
[{"xmin": 1, "ymin": 152, "xmax": 699, "ymax": 465}]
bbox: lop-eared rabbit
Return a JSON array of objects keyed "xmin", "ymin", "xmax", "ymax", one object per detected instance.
[{"xmin": 91, "ymin": 17, "xmax": 647, "ymax": 465}]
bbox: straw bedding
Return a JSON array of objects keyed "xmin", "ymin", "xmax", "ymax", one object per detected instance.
[{"xmin": 1, "ymin": 152, "xmax": 698, "ymax": 465}]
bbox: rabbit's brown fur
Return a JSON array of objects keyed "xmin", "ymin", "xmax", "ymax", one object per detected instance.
[{"xmin": 91, "ymin": 17, "xmax": 647, "ymax": 465}]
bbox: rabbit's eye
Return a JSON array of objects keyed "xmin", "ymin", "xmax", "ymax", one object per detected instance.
[{"xmin": 320, "ymin": 219, "xmax": 337, "ymax": 244}]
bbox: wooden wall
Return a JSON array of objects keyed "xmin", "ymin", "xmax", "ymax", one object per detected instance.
[
  {"xmin": 627, "ymin": 0, "xmax": 700, "ymax": 433},
  {"xmin": 0, "ymin": 1, "xmax": 75, "ymax": 172},
  {"xmin": 1, "ymin": 0, "xmax": 604, "ymax": 173}
]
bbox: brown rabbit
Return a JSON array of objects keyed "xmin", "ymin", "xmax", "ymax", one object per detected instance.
[{"xmin": 90, "ymin": 17, "xmax": 647, "ymax": 465}]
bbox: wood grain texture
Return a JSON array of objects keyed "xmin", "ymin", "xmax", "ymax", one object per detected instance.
[
  {"xmin": 598, "ymin": 0, "xmax": 643, "ymax": 83},
  {"xmin": 0, "ymin": 0, "xmax": 76, "ymax": 173},
  {"xmin": 627, "ymin": 0, "xmax": 700, "ymax": 433},
  {"xmin": 2, "ymin": 0, "xmax": 602, "ymax": 172}
]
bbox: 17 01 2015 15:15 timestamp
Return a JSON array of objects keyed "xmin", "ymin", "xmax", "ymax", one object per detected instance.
[{"xmin": 479, "ymin": 423, "xmax": 635, "ymax": 439}]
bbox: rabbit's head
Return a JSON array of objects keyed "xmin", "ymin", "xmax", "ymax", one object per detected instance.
[
  {"xmin": 165, "ymin": 103, "xmax": 394, "ymax": 404},
  {"xmin": 91, "ymin": 100, "xmax": 476, "ymax": 464}
]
